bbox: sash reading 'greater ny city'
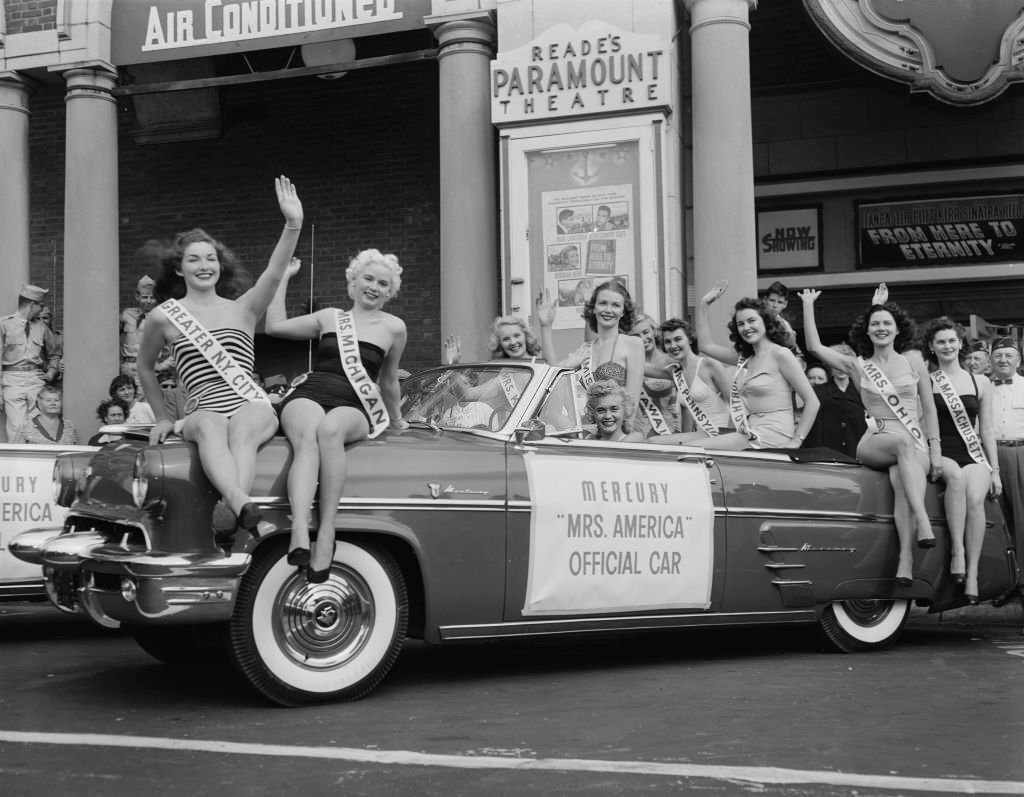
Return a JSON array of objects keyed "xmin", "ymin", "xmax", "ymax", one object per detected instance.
[
  {"xmin": 930, "ymin": 369, "xmax": 990, "ymax": 469},
  {"xmin": 160, "ymin": 299, "xmax": 269, "ymax": 412},
  {"xmin": 857, "ymin": 356, "xmax": 925, "ymax": 451},
  {"xmin": 672, "ymin": 358, "xmax": 719, "ymax": 437},
  {"xmin": 334, "ymin": 309, "xmax": 390, "ymax": 438},
  {"xmin": 729, "ymin": 357, "xmax": 757, "ymax": 442}
]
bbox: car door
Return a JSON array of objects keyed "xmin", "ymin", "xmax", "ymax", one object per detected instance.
[{"xmin": 503, "ymin": 372, "xmax": 727, "ymax": 627}]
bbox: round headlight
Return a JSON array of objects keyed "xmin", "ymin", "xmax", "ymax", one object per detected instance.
[
  {"xmin": 53, "ymin": 456, "xmax": 78, "ymax": 507},
  {"xmin": 132, "ymin": 451, "xmax": 149, "ymax": 508}
]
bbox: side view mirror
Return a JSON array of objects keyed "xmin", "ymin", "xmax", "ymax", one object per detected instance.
[{"xmin": 514, "ymin": 418, "xmax": 546, "ymax": 443}]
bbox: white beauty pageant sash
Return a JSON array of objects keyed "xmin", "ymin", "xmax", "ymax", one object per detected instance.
[
  {"xmin": 729, "ymin": 357, "xmax": 757, "ymax": 442},
  {"xmin": 672, "ymin": 358, "xmax": 719, "ymax": 437},
  {"xmin": 931, "ymin": 369, "xmax": 989, "ymax": 469},
  {"xmin": 160, "ymin": 299, "xmax": 269, "ymax": 413},
  {"xmin": 334, "ymin": 310, "xmax": 390, "ymax": 438},
  {"xmin": 858, "ymin": 356, "xmax": 925, "ymax": 451},
  {"xmin": 576, "ymin": 342, "xmax": 595, "ymax": 388},
  {"xmin": 498, "ymin": 370, "xmax": 521, "ymax": 405}
]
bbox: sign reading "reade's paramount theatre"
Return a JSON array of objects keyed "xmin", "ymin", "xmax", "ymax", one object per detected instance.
[{"xmin": 491, "ymin": 22, "xmax": 673, "ymax": 124}]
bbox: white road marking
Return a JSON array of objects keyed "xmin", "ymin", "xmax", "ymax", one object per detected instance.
[{"xmin": 1, "ymin": 730, "xmax": 1022, "ymax": 794}]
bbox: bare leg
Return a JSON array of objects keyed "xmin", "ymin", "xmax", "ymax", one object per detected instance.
[
  {"xmin": 963, "ymin": 464, "xmax": 990, "ymax": 598},
  {"xmin": 182, "ymin": 411, "xmax": 249, "ymax": 512},
  {"xmin": 859, "ymin": 432, "xmax": 931, "ymax": 580},
  {"xmin": 225, "ymin": 402, "xmax": 279, "ymax": 511},
  {"xmin": 940, "ymin": 459, "xmax": 967, "ymax": 577},
  {"xmin": 280, "ymin": 399, "xmax": 325, "ymax": 555},
  {"xmin": 310, "ymin": 407, "xmax": 370, "ymax": 572}
]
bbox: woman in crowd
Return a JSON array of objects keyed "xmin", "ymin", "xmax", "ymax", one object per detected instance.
[
  {"xmin": 266, "ymin": 251, "xmax": 407, "ymax": 582},
  {"xmin": 139, "ymin": 176, "xmax": 303, "ymax": 538},
  {"xmin": 800, "ymin": 285, "xmax": 942, "ymax": 587},
  {"xmin": 630, "ymin": 313, "xmax": 679, "ymax": 436},
  {"xmin": 88, "ymin": 398, "xmax": 129, "ymax": 445},
  {"xmin": 694, "ymin": 280, "xmax": 818, "ymax": 450},
  {"xmin": 538, "ymin": 280, "xmax": 645, "ymax": 429},
  {"xmin": 109, "ymin": 374, "xmax": 155, "ymax": 424},
  {"xmin": 803, "ymin": 342, "xmax": 867, "ymax": 457},
  {"xmin": 11, "ymin": 385, "xmax": 78, "ymax": 444},
  {"xmin": 805, "ymin": 364, "xmax": 828, "ymax": 385},
  {"xmin": 584, "ymin": 380, "xmax": 644, "ymax": 442},
  {"xmin": 922, "ymin": 317, "xmax": 1001, "ymax": 603},
  {"xmin": 445, "ymin": 315, "xmax": 542, "ymax": 364}
]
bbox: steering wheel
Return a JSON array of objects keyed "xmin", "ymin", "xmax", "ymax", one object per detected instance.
[{"xmin": 488, "ymin": 407, "xmax": 510, "ymax": 431}]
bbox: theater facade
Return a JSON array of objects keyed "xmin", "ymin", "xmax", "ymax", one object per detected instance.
[{"xmin": 1, "ymin": 0, "xmax": 1022, "ymax": 437}]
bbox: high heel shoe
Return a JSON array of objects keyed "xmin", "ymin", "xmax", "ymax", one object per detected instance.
[
  {"xmin": 306, "ymin": 564, "xmax": 331, "ymax": 584},
  {"xmin": 916, "ymin": 535, "xmax": 937, "ymax": 549},
  {"xmin": 287, "ymin": 547, "xmax": 310, "ymax": 567},
  {"xmin": 237, "ymin": 502, "xmax": 262, "ymax": 533},
  {"xmin": 965, "ymin": 593, "xmax": 980, "ymax": 605},
  {"xmin": 950, "ymin": 573, "xmax": 966, "ymax": 585}
]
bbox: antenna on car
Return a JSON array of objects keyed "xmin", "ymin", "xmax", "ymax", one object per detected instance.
[{"xmin": 308, "ymin": 223, "xmax": 315, "ymax": 371}]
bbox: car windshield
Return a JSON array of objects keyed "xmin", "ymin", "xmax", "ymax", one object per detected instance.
[{"xmin": 400, "ymin": 365, "xmax": 533, "ymax": 432}]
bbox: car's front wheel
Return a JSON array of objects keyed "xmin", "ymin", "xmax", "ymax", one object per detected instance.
[
  {"xmin": 819, "ymin": 598, "xmax": 911, "ymax": 653},
  {"xmin": 228, "ymin": 538, "xmax": 408, "ymax": 706}
]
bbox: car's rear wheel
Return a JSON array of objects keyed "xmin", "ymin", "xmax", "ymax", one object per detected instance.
[
  {"xmin": 819, "ymin": 598, "xmax": 911, "ymax": 653},
  {"xmin": 228, "ymin": 538, "xmax": 408, "ymax": 706}
]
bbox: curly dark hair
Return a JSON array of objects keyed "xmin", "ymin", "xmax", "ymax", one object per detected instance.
[
  {"xmin": 108, "ymin": 374, "xmax": 138, "ymax": 399},
  {"xmin": 154, "ymin": 228, "xmax": 252, "ymax": 301},
  {"xmin": 96, "ymin": 398, "xmax": 130, "ymax": 422},
  {"xmin": 921, "ymin": 316, "xmax": 967, "ymax": 367},
  {"xmin": 848, "ymin": 303, "xmax": 917, "ymax": 357},
  {"xmin": 660, "ymin": 317, "xmax": 698, "ymax": 353},
  {"xmin": 582, "ymin": 280, "xmax": 636, "ymax": 333},
  {"xmin": 727, "ymin": 298, "xmax": 789, "ymax": 357}
]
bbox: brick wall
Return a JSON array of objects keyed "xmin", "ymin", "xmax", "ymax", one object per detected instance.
[
  {"xmin": 4, "ymin": 0, "xmax": 57, "ymax": 34},
  {"xmin": 25, "ymin": 61, "xmax": 441, "ymax": 385}
]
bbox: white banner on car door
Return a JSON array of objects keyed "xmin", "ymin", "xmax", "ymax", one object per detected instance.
[{"xmin": 523, "ymin": 454, "xmax": 714, "ymax": 616}]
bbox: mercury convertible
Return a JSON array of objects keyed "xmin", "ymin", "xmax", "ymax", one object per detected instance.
[{"xmin": 10, "ymin": 361, "xmax": 1020, "ymax": 706}]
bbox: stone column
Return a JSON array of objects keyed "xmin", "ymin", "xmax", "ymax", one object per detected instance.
[
  {"xmin": 61, "ymin": 66, "xmax": 120, "ymax": 441},
  {"xmin": 0, "ymin": 74, "xmax": 32, "ymax": 314},
  {"xmin": 685, "ymin": 0, "xmax": 758, "ymax": 334},
  {"xmin": 430, "ymin": 16, "xmax": 498, "ymax": 362}
]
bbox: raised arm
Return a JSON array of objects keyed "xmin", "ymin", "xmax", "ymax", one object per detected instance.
[
  {"xmin": 379, "ymin": 317, "xmax": 409, "ymax": 429},
  {"xmin": 536, "ymin": 289, "xmax": 588, "ymax": 368},
  {"xmin": 138, "ymin": 308, "xmax": 174, "ymax": 443},
  {"xmin": 705, "ymin": 357, "xmax": 735, "ymax": 405},
  {"xmin": 799, "ymin": 289, "xmax": 859, "ymax": 379},
  {"xmin": 240, "ymin": 176, "xmax": 304, "ymax": 320},
  {"xmin": 695, "ymin": 280, "xmax": 739, "ymax": 365},
  {"xmin": 264, "ymin": 257, "xmax": 322, "ymax": 340}
]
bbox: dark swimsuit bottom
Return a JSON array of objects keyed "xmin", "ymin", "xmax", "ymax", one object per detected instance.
[{"xmin": 278, "ymin": 335, "xmax": 386, "ymax": 423}]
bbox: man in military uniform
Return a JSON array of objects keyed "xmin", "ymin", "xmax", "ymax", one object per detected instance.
[
  {"xmin": 0, "ymin": 283, "xmax": 60, "ymax": 442},
  {"xmin": 119, "ymin": 274, "xmax": 159, "ymax": 385}
]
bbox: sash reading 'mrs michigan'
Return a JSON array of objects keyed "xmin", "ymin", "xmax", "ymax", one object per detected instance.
[
  {"xmin": 334, "ymin": 309, "xmax": 389, "ymax": 438},
  {"xmin": 160, "ymin": 299, "xmax": 269, "ymax": 410}
]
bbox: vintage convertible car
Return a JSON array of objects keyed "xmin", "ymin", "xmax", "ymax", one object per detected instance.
[{"xmin": 10, "ymin": 361, "xmax": 1020, "ymax": 706}]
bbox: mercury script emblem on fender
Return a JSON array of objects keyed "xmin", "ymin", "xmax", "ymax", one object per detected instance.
[
  {"xmin": 800, "ymin": 544, "xmax": 856, "ymax": 553},
  {"xmin": 428, "ymin": 482, "xmax": 488, "ymax": 499}
]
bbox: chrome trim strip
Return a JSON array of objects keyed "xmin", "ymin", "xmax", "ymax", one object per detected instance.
[
  {"xmin": 765, "ymin": 562, "xmax": 806, "ymax": 570},
  {"xmin": 771, "ymin": 579, "xmax": 813, "ymax": 586},
  {"xmin": 439, "ymin": 610, "xmax": 818, "ymax": 640},
  {"xmin": 758, "ymin": 545, "xmax": 800, "ymax": 552},
  {"xmin": 729, "ymin": 507, "xmax": 894, "ymax": 522}
]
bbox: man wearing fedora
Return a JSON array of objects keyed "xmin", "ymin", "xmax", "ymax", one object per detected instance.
[
  {"xmin": 0, "ymin": 283, "xmax": 60, "ymax": 442},
  {"xmin": 990, "ymin": 336, "xmax": 1024, "ymax": 613}
]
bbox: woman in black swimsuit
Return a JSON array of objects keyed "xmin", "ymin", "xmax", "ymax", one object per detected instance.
[
  {"xmin": 265, "ymin": 251, "xmax": 408, "ymax": 582},
  {"xmin": 923, "ymin": 317, "xmax": 1001, "ymax": 603}
]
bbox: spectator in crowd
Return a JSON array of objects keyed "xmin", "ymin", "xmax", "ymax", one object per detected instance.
[
  {"xmin": 966, "ymin": 340, "xmax": 992, "ymax": 376},
  {"xmin": 805, "ymin": 364, "xmax": 828, "ymax": 385},
  {"xmin": 120, "ymin": 274, "xmax": 159, "ymax": 384},
  {"xmin": 11, "ymin": 384, "xmax": 78, "ymax": 444},
  {"xmin": 989, "ymin": 336, "xmax": 1024, "ymax": 609},
  {"xmin": 803, "ymin": 342, "xmax": 867, "ymax": 458},
  {"xmin": 762, "ymin": 280, "xmax": 805, "ymax": 366},
  {"xmin": 109, "ymin": 374, "xmax": 156, "ymax": 424},
  {"xmin": 89, "ymin": 398, "xmax": 129, "ymax": 445},
  {"xmin": 157, "ymin": 368, "xmax": 187, "ymax": 422},
  {"xmin": 0, "ymin": 283, "xmax": 60, "ymax": 442},
  {"xmin": 38, "ymin": 305, "xmax": 64, "ymax": 387}
]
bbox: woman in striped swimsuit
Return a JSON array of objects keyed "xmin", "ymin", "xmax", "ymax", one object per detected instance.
[{"xmin": 138, "ymin": 176, "xmax": 304, "ymax": 537}]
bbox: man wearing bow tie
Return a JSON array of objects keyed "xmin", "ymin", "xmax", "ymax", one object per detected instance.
[
  {"xmin": 990, "ymin": 336, "xmax": 1024, "ymax": 608},
  {"xmin": 0, "ymin": 283, "xmax": 60, "ymax": 442}
]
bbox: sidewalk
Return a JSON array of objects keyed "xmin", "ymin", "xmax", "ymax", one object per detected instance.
[{"xmin": 909, "ymin": 596, "xmax": 1024, "ymax": 630}]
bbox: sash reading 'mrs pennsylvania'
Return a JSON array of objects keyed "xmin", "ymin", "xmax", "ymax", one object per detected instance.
[
  {"xmin": 672, "ymin": 359, "xmax": 719, "ymax": 437},
  {"xmin": 334, "ymin": 309, "xmax": 390, "ymax": 438}
]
